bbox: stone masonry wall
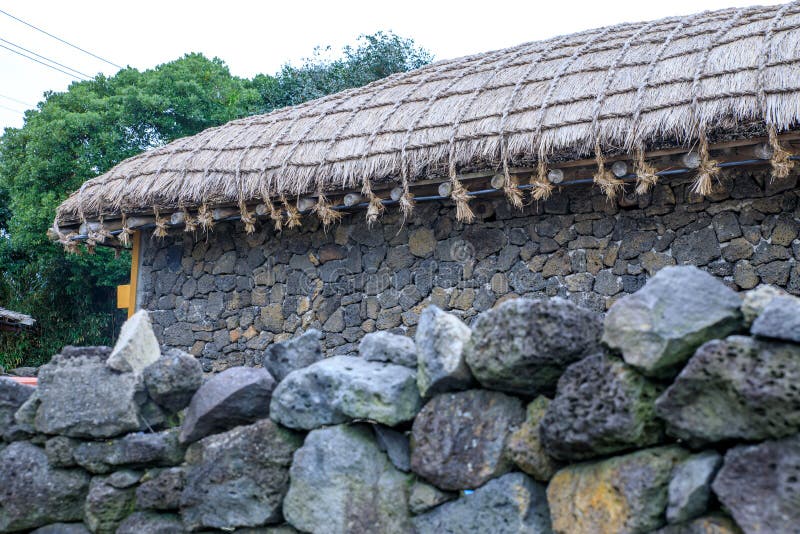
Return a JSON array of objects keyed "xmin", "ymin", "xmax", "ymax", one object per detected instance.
[{"xmin": 139, "ymin": 167, "xmax": 800, "ymax": 371}]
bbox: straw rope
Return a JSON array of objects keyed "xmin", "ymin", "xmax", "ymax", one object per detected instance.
[{"xmin": 57, "ymin": 4, "xmax": 800, "ymax": 223}]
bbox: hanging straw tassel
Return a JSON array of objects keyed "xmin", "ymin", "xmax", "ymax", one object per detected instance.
[
  {"xmin": 593, "ymin": 142, "xmax": 624, "ymax": 200},
  {"xmin": 530, "ymin": 160, "xmax": 554, "ymax": 201},
  {"xmin": 501, "ymin": 160, "xmax": 524, "ymax": 209},
  {"xmin": 634, "ymin": 147, "xmax": 659, "ymax": 195},
  {"xmin": 197, "ymin": 204, "xmax": 214, "ymax": 232},
  {"xmin": 448, "ymin": 160, "xmax": 474, "ymax": 223},
  {"xmin": 96, "ymin": 216, "xmax": 113, "ymax": 244},
  {"xmin": 313, "ymin": 192, "xmax": 343, "ymax": 228},
  {"xmin": 60, "ymin": 231, "xmax": 80, "ymax": 255},
  {"xmin": 768, "ymin": 125, "xmax": 795, "ymax": 180},
  {"xmin": 264, "ymin": 196, "xmax": 283, "ymax": 232},
  {"xmin": 85, "ymin": 233, "xmax": 96, "ymax": 255},
  {"xmin": 283, "ymin": 196, "xmax": 302, "ymax": 229},
  {"xmin": 119, "ymin": 213, "xmax": 133, "ymax": 247},
  {"xmin": 239, "ymin": 201, "xmax": 257, "ymax": 234},
  {"xmin": 182, "ymin": 207, "xmax": 198, "ymax": 233},
  {"xmin": 153, "ymin": 208, "xmax": 168, "ymax": 238},
  {"xmin": 365, "ymin": 192, "xmax": 384, "ymax": 226},
  {"xmin": 690, "ymin": 131, "xmax": 719, "ymax": 196},
  {"xmin": 399, "ymin": 190, "xmax": 415, "ymax": 219}
]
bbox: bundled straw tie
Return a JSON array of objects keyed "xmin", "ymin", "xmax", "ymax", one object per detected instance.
[
  {"xmin": 312, "ymin": 191, "xmax": 343, "ymax": 228},
  {"xmin": 448, "ymin": 161, "xmax": 474, "ymax": 223},
  {"xmin": 501, "ymin": 159, "xmax": 524, "ymax": 209},
  {"xmin": 283, "ymin": 195, "xmax": 302, "ymax": 229},
  {"xmin": 593, "ymin": 141, "xmax": 624, "ymax": 200},
  {"xmin": 397, "ymin": 165, "xmax": 415, "ymax": 220},
  {"xmin": 182, "ymin": 207, "xmax": 198, "ymax": 233},
  {"xmin": 153, "ymin": 208, "xmax": 169, "ymax": 238},
  {"xmin": 197, "ymin": 204, "xmax": 214, "ymax": 231},
  {"xmin": 119, "ymin": 213, "xmax": 134, "ymax": 247},
  {"xmin": 530, "ymin": 159, "xmax": 554, "ymax": 201},
  {"xmin": 362, "ymin": 179, "xmax": 385, "ymax": 226},
  {"xmin": 239, "ymin": 201, "xmax": 257, "ymax": 234},
  {"xmin": 264, "ymin": 196, "xmax": 283, "ymax": 232},
  {"xmin": 690, "ymin": 131, "xmax": 719, "ymax": 196},
  {"xmin": 60, "ymin": 230, "xmax": 80, "ymax": 255},
  {"xmin": 633, "ymin": 147, "xmax": 659, "ymax": 195},
  {"xmin": 768, "ymin": 125, "xmax": 795, "ymax": 180}
]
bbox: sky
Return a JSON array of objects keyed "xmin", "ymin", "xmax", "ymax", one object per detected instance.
[{"xmin": 0, "ymin": 0, "xmax": 786, "ymax": 132}]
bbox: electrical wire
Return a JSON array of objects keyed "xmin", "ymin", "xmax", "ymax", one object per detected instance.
[
  {"xmin": 0, "ymin": 8, "xmax": 123, "ymax": 70},
  {"xmin": 0, "ymin": 37, "xmax": 92, "ymax": 79},
  {"xmin": 0, "ymin": 41, "xmax": 90, "ymax": 80},
  {"xmin": 0, "ymin": 102, "xmax": 26, "ymax": 114},
  {"xmin": 0, "ymin": 93, "xmax": 34, "ymax": 108}
]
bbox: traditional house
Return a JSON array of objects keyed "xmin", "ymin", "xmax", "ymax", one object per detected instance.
[
  {"xmin": 0, "ymin": 308, "xmax": 35, "ymax": 334},
  {"xmin": 53, "ymin": 3, "xmax": 800, "ymax": 371}
]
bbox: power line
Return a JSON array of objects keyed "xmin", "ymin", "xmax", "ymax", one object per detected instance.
[
  {"xmin": 0, "ymin": 93, "xmax": 34, "ymax": 108},
  {"xmin": 0, "ymin": 8, "xmax": 123, "ymax": 70},
  {"xmin": 0, "ymin": 41, "xmax": 90, "ymax": 80},
  {"xmin": 0, "ymin": 102, "xmax": 26, "ymax": 114},
  {"xmin": 0, "ymin": 37, "xmax": 92, "ymax": 79}
]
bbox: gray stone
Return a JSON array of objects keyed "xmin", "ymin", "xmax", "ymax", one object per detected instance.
[
  {"xmin": 143, "ymin": 349, "xmax": 203, "ymax": 412},
  {"xmin": 548, "ymin": 446, "xmax": 688, "ymax": 534},
  {"xmin": 0, "ymin": 442, "xmax": 90, "ymax": 531},
  {"xmin": 412, "ymin": 472, "xmax": 552, "ymax": 534},
  {"xmin": 415, "ymin": 306, "xmax": 474, "ymax": 397},
  {"xmin": 107, "ymin": 469, "xmax": 141, "ymax": 489},
  {"xmin": 136, "ymin": 467, "xmax": 186, "ymax": 510},
  {"xmin": 410, "ymin": 389, "xmax": 525, "ymax": 490},
  {"xmin": 672, "ymin": 227, "xmax": 721, "ymax": 266},
  {"xmin": 506, "ymin": 397, "xmax": 562, "ymax": 481},
  {"xmin": 73, "ymin": 429, "xmax": 184, "ymax": 474},
  {"xmin": 359, "ymin": 331, "xmax": 417, "ymax": 368},
  {"xmin": 653, "ymin": 514, "xmax": 743, "ymax": 534},
  {"xmin": 283, "ymin": 424, "xmax": 414, "ymax": 534},
  {"xmin": 31, "ymin": 523, "xmax": 91, "ymax": 534},
  {"xmin": 603, "ymin": 266, "xmax": 742, "ymax": 378},
  {"xmin": 712, "ymin": 434, "xmax": 800, "ymax": 534},
  {"xmin": 107, "ymin": 310, "xmax": 161, "ymax": 374},
  {"xmin": 180, "ymin": 366, "xmax": 275, "ymax": 444},
  {"xmin": 540, "ymin": 353, "xmax": 664, "ymax": 462},
  {"xmin": 656, "ymin": 336, "xmax": 800, "ymax": 443},
  {"xmin": 372, "ymin": 424, "xmax": 411, "ymax": 472},
  {"xmin": 751, "ymin": 294, "xmax": 800, "ymax": 342},
  {"xmin": 666, "ymin": 451, "xmax": 722, "ymax": 524},
  {"xmin": 212, "ymin": 250, "xmax": 237, "ymax": 274},
  {"xmin": 116, "ymin": 512, "xmax": 184, "ymax": 534},
  {"xmin": 180, "ymin": 419, "xmax": 301, "ymax": 531},
  {"xmin": 262, "ymin": 329, "xmax": 323, "ymax": 382},
  {"xmin": 45, "ymin": 435, "xmax": 79, "ymax": 467},
  {"xmin": 740, "ymin": 284, "xmax": 786, "ymax": 327},
  {"xmin": 270, "ymin": 356, "xmax": 421, "ymax": 430},
  {"xmin": 408, "ymin": 481, "xmax": 457, "ymax": 514},
  {"xmin": 712, "ymin": 211, "xmax": 741, "ymax": 242},
  {"xmin": 0, "ymin": 377, "xmax": 34, "ymax": 441},
  {"xmin": 32, "ymin": 346, "xmax": 144, "ymax": 438},
  {"xmin": 84, "ymin": 475, "xmax": 137, "ymax": 534},
  {"xmin": 465, "ymin": 298, "xmax": 602, "ymax": 396}
]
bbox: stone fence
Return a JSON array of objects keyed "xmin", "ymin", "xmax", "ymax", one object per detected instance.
[{"xmin": 1, "ymin": 265, "xmax": 798, "ymax": 533}]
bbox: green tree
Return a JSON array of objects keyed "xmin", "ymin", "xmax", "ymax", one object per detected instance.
[{"xmin": 0, "ymin": 34, "xmax": 431, "ymax": 368}]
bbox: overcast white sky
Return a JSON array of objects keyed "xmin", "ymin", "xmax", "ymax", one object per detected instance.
[{"xmin": 0, "ymin": 0, "xmax": 785, "ymax": 132}]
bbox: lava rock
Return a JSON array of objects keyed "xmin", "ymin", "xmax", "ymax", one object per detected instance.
[
  {"xmin": 270, "ymin": 356, "xmax": 421, "ymax": 430},
  {"xmin": 465, "ymin": 298, "xmax": 602, "ymax": 396},
  {"xmin": 0, "ymin": 441, "xmax": 90, "ymax": 531},
  {"xmin": 547, "ymin": 446, "xmax": 688, "ymax": 534},
  {"xmin": 84, "ymin": 475, "xmax": 137, "ymax": 534},
  {"xmin": 180, "ymin": 366, "xmax": 275, "ymax": 444},
  {"xmin": 666, "ymin": 451, "xmax": 722, "ymax": 524},
  {"xmin": 740, "ymin": 284, "xmax": 785, "ymax": 327},
  {"xmin": 359, "ymin": 331, "xmax": 417, "ymax": 368},
  {"xmin": 73, "ymin": 428, "xmax": 184, "ymax": 474},
  {"xmin": 751, "ymin": 294, "xmax": 800, "ymax": 342},
  {"xmin": 415, "ymin": 306, "xmax": 474, "ymax": 397},
  {"xmin": 31, "ymin": 523, "xmax": 91, "ymax": 534},
  {"xmin": 283, "ymin": 424, "xmax": 414, "ymax": 534},
  {"xmin": 0, "ymin": 377, "xmax": 34, "ymax": 441},
  {"xmin": 143, "ymin": 349, "xmax": 203, "ymax": 412},
  {"xmin": 107, "ymin": 310, "xmax": 161, "ymax": 374},
  {"xmin": 262, "ymin": 329, "xmax": 323, "ymax": 382},
  {"xmin": 540, "ymin": 353, "xmax": 664, "ymax": 461},
  {"xmin": 116, "ymin": 512, "xmax": 184, "ymax": 534},
  {"xmin": 506, "ymin": 396, "xmax": 562, "ymax": 481},
  {"xmin": 32, "ymin": 346, "xmax": 143, "ymax": 438},
  {"xmin": 412, "ymin": 472, "xmax": 552, "ymax": 534},
  {"xmin": 653, "ymin": 514, "xmax": 743, "ymax": 534},
  {"xmin": 136, "ymin": 467, "xmax": 186, "ymax": 510},
  {"xmin": 372, "ymin": 424, "xmax": 411, "ymax": 472},
  {"xmin": 603, "ymin": 266, "xmax": 742, "ymax": 378},
  {"xmin": 711, "ymin": 434, "xmax": 800, "ymax": 534},
  {"xmin": 408, "ymin": 481, "xmax": 457, "ymax": 515},
  {"xmin": 180, "ymin": 418, "xmax": 301, "ymax": 531},
  {"xmin": 410, "ymin": 389, "xmax": 525, "ymax": 490},
  {"xmin": 44, "ymin": 436, "xmax": 79, "ymax": 467},
  {"xmin": 655, "ymin": 336, "xmax": 800, "ymax": 443}
]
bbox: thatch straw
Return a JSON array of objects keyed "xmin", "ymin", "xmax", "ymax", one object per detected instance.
[
  {"xmin": 530, "ymin": 160, "xmax": 554, "ymax": 201},
  {"xmin": 633, "ymin": 148, "xmax": 659, "ymax": 194},
  {"xmin": 56, "ymin": 3, "xmax": 800, "ymax": 225},
  {"xmin": 283, "ymin": 196, "xmax": 302, "ymax": 229},
  {"xmin": 119, "ymin": 213, "xmax": 134, "ymax": 247},
  {"xmin": 182, "ymin": 207, "xmax": 198, "ymax": 233},
  {"xmin": 152, "ymin": 208, "xmax": 168, "ymax": 238}
]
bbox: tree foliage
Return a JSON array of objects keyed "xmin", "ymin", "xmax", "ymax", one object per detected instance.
[{"xmin": 0, "ymin": 32, "xmax": 431, "ymax": 368}]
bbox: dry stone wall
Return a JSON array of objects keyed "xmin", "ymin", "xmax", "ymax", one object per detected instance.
[
  {"xmin": 2, "ymin": 266, "xmax": 800, "ymax": 533},
  {"xmin": 139, "ymin": 169, "xmax": 800, "ymax": 372}
]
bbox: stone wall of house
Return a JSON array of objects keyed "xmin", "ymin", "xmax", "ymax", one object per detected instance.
[
  {"xmin": 2, "ymin": 267, "xmax": 799, "ymax": 533},
  {"xmin": 138, "ymin": 167, "xmax": 800, "ymax": 372}
]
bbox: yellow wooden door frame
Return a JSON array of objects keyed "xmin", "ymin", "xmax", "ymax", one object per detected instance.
[{"xmin": 116, "ymin": 230, "xmax": 141, "ymax": 318}]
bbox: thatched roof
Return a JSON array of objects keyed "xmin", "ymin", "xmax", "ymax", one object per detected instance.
[
  {"xmin": 0, "ymin": 308, "xmax": 35, "ymax": 332},
  {"xmin": 56, "ymin": 2, "xmax": 800, "ymax": 229}
]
